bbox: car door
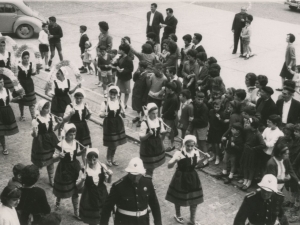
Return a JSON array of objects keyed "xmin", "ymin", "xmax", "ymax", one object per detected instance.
[{"xmin": 0, "ymin": 3, "xmax": 17, "ymax": 33}]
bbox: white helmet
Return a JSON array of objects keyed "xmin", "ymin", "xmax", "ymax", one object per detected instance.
[
  {"xmin": 258, "ymin": 174, "xmax": 278, "ymax": 192},
  {"xmin": 125, "ymin": 157, "xmax": 146, "ymax": 175}
]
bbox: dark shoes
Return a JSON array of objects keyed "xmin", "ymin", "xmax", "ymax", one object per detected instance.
[
  {"xmin": 276, "ymin": 88, "xmax": 283, "ymax": 91},
  {"xmin": 224, "ymin": 177, "xmax": 232, "ymax": 184},
  {"xmin": 232, "ymin": 50, "xmax": 236, "ymax": 54},
  {"xmin": 78, "ymin": 66, "xmax": 85, "ymax": 71},
  {"xmin": 45, "ymin": 68, "xmax": 50, "ymax": 72},
  {"xmin": 214, "ymin": 172, "xmax": 227, "ymax": 179},
  {"xmin": 136, "ymin": 121, "xmax": 142, "ymax": 127},
  {"xmin": 80, "ymin": 68, "xmax": 88, "ymax": 74},
  {"xmin": 48, "ymin": 60, "xmax": 52, "ymax": 67}
]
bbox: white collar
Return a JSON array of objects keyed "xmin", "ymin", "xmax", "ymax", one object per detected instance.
[
  {"xmin": 284, "ymin": 99, "xmax": 292, "ymax": 105},
  {"xmin": 171, "ymin": 75, "xmax": 178, "ymax": 81},
  {"xmin": 194, "ymin": 42, "xmax": 201, "ymax": 48},
  {"xmin": 81, "ymin": 31, "xmax": 86, "ymax": 36}
]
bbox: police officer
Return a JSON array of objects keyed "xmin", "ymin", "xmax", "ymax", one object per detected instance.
[
  {"xmin": 234, "ymin": 174, "xmax": 287, "ymax": 225},
  {"xmin": 100, "ymin": 157, "xmax": 162, "ymax": 225}
]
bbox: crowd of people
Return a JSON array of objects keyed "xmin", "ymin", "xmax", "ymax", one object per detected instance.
[{"xmin": 0, "ymin": 2, "xmax": 300, "ymax": 225}]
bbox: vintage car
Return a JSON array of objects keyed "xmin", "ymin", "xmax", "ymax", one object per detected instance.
[
  {"xmin": 0, "ymin": 0, "xmax": 46, "ymax": 39},
  {"xmin": 285, "ymin": 0, "xmax": 300, "ymax": 10}
]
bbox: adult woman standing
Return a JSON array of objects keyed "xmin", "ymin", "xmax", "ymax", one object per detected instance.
[
  {"xmin": 0, "ymin": 185, "xmax": 21, "ymax": 225},
  {"xmin": 0, "ymin": 39, "xmax": 14, "ymax": 91},
  {"xmin": 45, "ymin": 67, "xmax": 80, "ymax": 138},
  {"xmin": 31, "ymin": 99, "xmax": 63, "ymax": 186},
  {"xmin": 64, "ymin": 88, "xmax": 92, "ymax": 164},
  {"xmin": 99, "ymin": 86, "xmax": 127, "ymax": 167},
  {"xmin": 77, "ymin": 148, "xmax": 112, "ymax": 225},
  {"xmin": 0, "ymin": 76, "xmax": 19, "ymax": 155},
  {"xmin": 166, "ymin": 135, "xmax": 203, "ymax": 225},
  {"xmin": 17, "ymin": 51, "xmax": 37, "ymax": 120},
  {"xmin": 179, "ymin": 34, "xmax": 194, "ymax": 76},
  {"xmin": 139, "ymin": 102, "xmax": 168, "ymax": 178}
]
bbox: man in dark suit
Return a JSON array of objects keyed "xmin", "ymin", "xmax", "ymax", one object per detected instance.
[
  {"xmin": 256, "ymin": 86, "xmax": 277, "ymax": 127},
  {"xmin": 276, "ymin": 86, "xmax": 300, "ymax": 125},
  {"xmin": 192, "ymin": 33, "xmax": 206, "ymax": 53},
  {"xmin": 161, "ymin": 8, "xmax": 178, "ymax": 43},
  {"xmin": 79, "ymin": 25, "xmax": 89, "ymax": 71},
  {"xmin": 231, "ymin": 7, "xmax": 248, "ymax": 54},
  {"xmin": 146, "ymin": 3, "xmax": 164, "ymax": 44},
  {"xmin": 100, "ymin": 157, "xmax": 162, "ymax": 225}
]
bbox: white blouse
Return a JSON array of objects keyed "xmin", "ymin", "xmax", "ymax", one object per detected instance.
[
  {"xmin": 18, "ymin": 62, "xmax": 36, "ymax": 75},
  {"xmin": 99, "ymin": 99, "xmax": 124, "ymax": 115},
  {"xmin": 139, "ymin": 118, "xmax": 166, "ymax": 136},
  {"xmin": 64, "ymin": 103, "xmax": 85, "ymax": 120},
  {"xmin": 54, "ymin": 140, "xmax": 78, "ymax": 160},
  {"xmin": 54, "ymin": 78, "xmax": 70, "ymax": 90},
  {"xmin": 0, "ymin": 88, "xmax": 12, "ymax": 106},
  {"xmin": 32, "ymin": 114, "xmax": 56, "ymax": 131},
  {"xmin": 0, "ymin": 204, "xmax": 20, "ymax": 225}
]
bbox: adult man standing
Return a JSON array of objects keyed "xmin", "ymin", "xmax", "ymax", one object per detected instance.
[
  {"xmin": 161, "ymin": 8, "xmax": 178, "ymax": 43},
  {"xmin": 231, "ymin": 7, "xmax": 248, "ymax": 54},
  {"xmin": 276, "ymin": 86, "xmax": 300, "ymax": 125},
  {"xmin": 277, "ymin": 33, "xmax": 297, "ymax": 91},
  {"xmin": 100, "ymin": 157, "xmax": 162, "ymax": 225},
  {"xmin": 234, "ymin": 174, "xmax": 286, "ymax": 225},
  {"xmin": 146, "ymin": 3, "xmax": 164, "ymax": 44},
  {"xmin": 48, "ymin": 16, "xmax": 63, "ymax": 66},
  {"xmin": 192, "ymin": 33, "xmax": 206, "ymax": 53},
  {"xmin": 97, "ymin": 21, "xmax": 113, "ymax": 53}
]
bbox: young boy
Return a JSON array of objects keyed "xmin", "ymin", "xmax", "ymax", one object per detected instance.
[
  {"xmin": 7, "ymin": 163, "xmax": 25, "ymax": 188},
  {"xmin": 240, "ymin": 18, "xmax": 252, "ymax": 59},
  {"xmin": 97, "ymin": 45, "xmax": 112, "ymax": 97},
  {"xmin": 79, "ymin": 25, "xmax": 89, "ymax": 71},
  {"xmin": 146, "ymin": 63, "xmax": 168, "ymax": 116},
  {"xmin": 166, "ymin": 66, "xmax": 182, "ymax": 97},
  {"xmin": 110, "ymin": 49, "xmax": 119, "ymax": 84},
  {"xmin": 178, "ymin": 89, "xmax": 193, "ymax": 138},
  {"xmin": 132, "ymin": 61, "xmax": 149, "ymax": 127},
  {"xmin": 218, "ymin": 122, "xmax": 243, "ymax": 184},
  {"xmin": 38, "ymin": 23, "xmax": 50, "ymax": 72}
]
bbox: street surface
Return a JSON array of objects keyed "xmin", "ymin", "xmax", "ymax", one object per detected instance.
[{"xmin": 1, "ymin": 1, "xmax": 300, "ymax": 224}]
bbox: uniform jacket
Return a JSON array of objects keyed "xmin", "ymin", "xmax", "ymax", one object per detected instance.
[
  {"xmin": 162, "ymin": 16, "xmax": 178, "ymax": 38},
  {"xmin": 276, "ymin": 98, "xmax": 300, "ymax": 124},
  {"xmin": 146, "ymin": 11, "xmax": 164, "ymax": 34},
  {"xmin": 79, "ymin": 33, "xmax": 89, "ymax": 51},
  {"xmin": 100, "ymin": 174, "xmax": 162, "ymax": 225},
  {"xmin": 232, "ymin": 12, "xmax": 248, "ymax": 32},
  {"xmin": 256, "ymin": 97, "xmax": 277, "ymax": 126},
  {"xmin": 234, "ymin": 189, "xmax": 284, "ymax": 225}
]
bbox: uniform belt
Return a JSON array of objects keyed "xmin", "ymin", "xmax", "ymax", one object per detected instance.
[{"xmin": 117, "ymin": 208, "xmax": 147, "ymax": 217}]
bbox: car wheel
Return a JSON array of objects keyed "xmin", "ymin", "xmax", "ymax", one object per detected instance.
[
  {"xmin": 16, "ymin": 24, "xmax": 34, "ymax": 39},
  {"xmin": 289, "ymin": 6, "xmax": 298, "ymax": 10}
]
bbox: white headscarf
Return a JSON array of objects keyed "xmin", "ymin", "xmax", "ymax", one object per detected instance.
[
  {"xmin": 183, "ymin": 135, "xmax": 197, "ymax": 146},
  {"xmin": 108, "ymin": 85, "xmax": 120, "ymax": 96},
  {"xmin": 62, "ymin": 123, "xmax": 76, "ymax": 138},
  {"xmin": 86, "ymin": 148, "xmax": 99, "ymax": 158},
  {"xmin": 145, "ymin": 102, "xmax": 158, "ymax": 116},
  {"xmin": 59, "ymin": 66, "xmax": 69, "ymax": 77},
  {"xmin": 74, "ymin": 88, "xmax": 86, "ymax": 98},
  {"xmin": 35, "ymin": 99, "xmax": 49, "ymax": 117}
]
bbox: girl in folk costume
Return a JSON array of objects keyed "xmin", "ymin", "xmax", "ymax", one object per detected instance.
[
  {"xmin": 64, "ymin": 88, "xmax": 92, "ymax": 165},
  {"xmin": 77, "ymin": 148, "xmax": 112, "ymax": 225},
  {"xmin": 139, "ymin": 102, "xmax": 168, "ymax": 178},
  {"xmin": 31, "ymin": 99, "xmax": 63, "ymax": 186},
  {"xmin": 99, "ymin": 85, "xmax": 127, "ymax": 167},
  {"xmin": 166, "ymin": 135, "xmax": 203, "ymax": 225},
  {"xmin": 0, "ymin": 76, "xmax": 19, "ymax": 155},
  {"xmin": 52, "ymin": 123, "xmax": 83, "ymax": 219},
  {"xmin": 17, "ymin": 51, "xmax": 37, "ymax": 121},
  {"xmin": 0, "ymin": 40, "xmax": 14, "ymax": 91},
  {"xmin": 45, "ymin": 67, "xmax": 81, "ymax": 138}
]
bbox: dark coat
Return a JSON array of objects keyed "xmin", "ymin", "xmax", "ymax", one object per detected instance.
[
  {"xmin": 162, "ymin": 16, "xmax": 178, "ymax": 39},
  {"xmin": 234, "ymin": 190, "xmax": 284, "ymax": 225},
  {"xmin": 79, "ymin": 33, "xmax": 89, "ymax": 53},
  {"xmin": 276, "ymin": 98, "xmax": 300, "ymax": 124},
  {"xmin": 100, "ymin": 174, "xmax": 162, "ymax": 225},
  {"xmin": 132, "ymin": 70, "xmax": 148, "ymax": 111},
  {"xmin": 146, "ymin": 11, "xmax": 164, "ymax": 35},
  {"xmin": 194, "ymin": 45, "xmax": 206, "ymax": 53},
  {"xmin": 256, "ymin": 97, "xmax": 277, "ymax": 126},
  {"xmin": 232, "ymin": 12, "xmax": 248, "ymax": 31},
  {"xmin": 116, "ymin": 55, "xmax": 134, "ymax": 81}
]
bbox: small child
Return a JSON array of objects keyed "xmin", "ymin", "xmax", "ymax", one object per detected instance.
[
  {"xmin": 81, "ymin": 41, "xmax": 94, "ymax": 75},
  {"xmin": 110, "ymin": 49, "xmax": 119, "ymax": 84},
  {"xmin": 159, "ymin": 40, "xmax": 170, "ymax": 63},
  {"xmin": 7, "ymin": 163, "xmax": 25, "ymax": 188},
  {"xmin": 240, "ymin": 19, "xmax": 252, "ymax": 59},
  {"xmin": 218, "ymin": 122, "xmax": 243, "ymax": 184}
]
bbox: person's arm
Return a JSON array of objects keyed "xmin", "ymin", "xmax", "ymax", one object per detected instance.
[
  {"xmin": 285, "ymin": 159, "xmax": 299, "ymax": 183},
  {"xmin": 168, "ymin": 151, "xmax": 181, "ymax": 169},
  {"xmin": 133, "ymin": 71, "xmax": 140, "ymax": 82},
  {"xmin": 76, "ymin": 170, "xmax": 86, "ymax": 189},
  {"xmin": 162, "ymin": 54, "xmax": 177, "ymax": 68},
  {"xmin": 233, "ymin": 197, "xmax": 249, "ymax": 225},
  {"xmin": 31, "ymin": 119, "xmax": 39, "ymax": 137},
  {"xmin": 252, "ymin": 133, "xmax": 266, "ymax": 151},
  {"xmin": 52, "ymin": 26, "xmax": 63, "ymax": 39},
  {"xmin": 119, "ymin": 58, "xmax": 133, "ymax": 75},
  {"xmin": 100, "ymin": 184, "xmax": 121, "ymax": 225},
  {"xmin": 139, "ymin": 121, "xmax": 153, "ymax": 141},
  {"xmin": 107, "ymin": 35, "xmax": 113, "ymax": 52},
  {"xmin": 164, "ymin": 17, "xmax": 178, "ymax": 33},
  {"xmin": 63, "ymin": 105, "xmax": 75, "ymax": 123},
  {"xmin": 84, "ymin": 104, "xmax": 92, "ymax": 120},
  {"xmin": 232, "ymin": 15, "xmax": 237, "ymax": 32},
  {"xmin": 99, "ymin": 101, "xmax": 107, "ymax": 118},
  {"xmin": 69, "ymin": 82, "xmax": 81, "ymax": 95},
  {"xmin": 147, "ymin": 178, "xmax": 162, "ymax": 225},
  {"xmin": 288, "ymin": 46, "xmax": 296, "ymax": 68},
  {"xmin": 128, "ymin": 44, "xmax": 143, "ymax": 60}
]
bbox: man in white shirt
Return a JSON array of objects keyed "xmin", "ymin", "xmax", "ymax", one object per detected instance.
[
  {"xmin": 38, "ymin": 23, "xmax": 50, "ymax": 72},
  {"xmin": 146, "ymin": 3, "xmax": 164, "ymax": 43}
]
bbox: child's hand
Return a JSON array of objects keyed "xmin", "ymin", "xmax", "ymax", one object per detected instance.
[
  {"xmin": 56, "ymin": 117, "xmax": 63, "ymax": 124},
  {"xmin": 231, "ymin": 142, "xmax": 235, "ymax": 147},
  {"xmin": 59, "ymin": 152, "xmax": 65, "ymax": 159},
  {"xmin": 224, "ymin": 119, "xmax": 229, "ymax": 123},
  {"xmin": 81, "ymin": 172, "xmax": 86, "ymax": 181},
  {"xmin": 106, "ymin": 169, "xmax": 113, "ymax": 176},
  {"xmin": 149, "ymin": 129, "xmax": 154, "ymax": 136}
]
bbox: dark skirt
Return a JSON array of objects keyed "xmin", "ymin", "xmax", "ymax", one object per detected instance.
[
  {"xmin": 132, "ymin": 94, "xmax": 145, "ymax": 112},
  {"xmin": 53, "ymin": 160, "xmax": 81, "ymax": 198},
  {"xmin": 280, "ymin": 62, "xmax": 293, "ymax": 80},
  {"xmin": 207, "ymin": 128, "xmax": 223, "ymax": 144},
  {"xmin": 240, "ymin": 145, "xmax": 257, "ymax": 176},
  {"xmin": 0, "ymin": 105, "xmax": 19, "ymax": 136},
  {"xmin": 165, "ymin": 169, "xmax": 203, "ymax": 206},
  {"xmin": 19, "ymin": 79, "xmax": 36, "ymax": 106},
  {"xmin": 79, "ymin": 183, "xmax": 108, "ymax": 224},
  {"xmin": 3, "ymin": 76, "xmax": 14, "ymax": 91},
  {"xmin": 140, "ymin": 136, "xmax": 165, "ymax": 169},
  {"xmin": 72, "ymin": 121, "xmax": 92, "ymax": 147},
  {"xmin": 51, "ymin": 94, "xmax": 71, "ymax": 115},
  {"xmin": 103, "ymin": 116, "xmax": 127, "ymax": 148},
  {"xmin": 31, "ymin": 132, "xmax": 59, "ymax": 168}
]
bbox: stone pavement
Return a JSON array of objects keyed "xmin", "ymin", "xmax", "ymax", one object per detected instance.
[{"xmin": 0, "ymin": 99, "xmax": 246, "ymax": 225}]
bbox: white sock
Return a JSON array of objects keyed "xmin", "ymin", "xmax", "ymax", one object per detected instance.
[
  {"xmin": 222, "ymin": 170, "xmax": 227, "ymax": 175},
  {"xmin": 229, "ymin": 172, "xmax": 234, "ymax": 179}
]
